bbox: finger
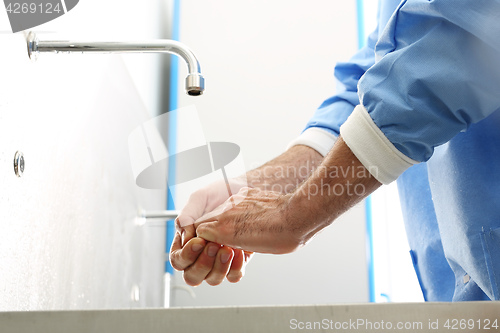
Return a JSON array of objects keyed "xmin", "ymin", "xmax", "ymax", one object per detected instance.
[
  {"xmin": 205, "ymin": 246, "xmax": 234, "ymax": 286},
  {"xmin": 227, "ymin": 250, "xmax": 254, "ymax": 283},
  {"xmin": 195, "ymin": 199, "xmax": 232, "ymax": 224},
  {"xmin": 194, "ymin": 189, "xmax": 250, "ymax": 225},
  {"xmin": 176, "ymin": 191, "xmax": 208, "ymax": 228},
  {"xmin": 183, "ymin": 225, "xmax": 196, "ymax": 247},
  {"xmin": 183, "ymin": 242, "xmax": 221, "ymax": 286},
  {"xmin": 169, "ymin": 230, "xmax": 182, "ymax": 253},
  {"xmin": 226, "ymin": 249, "xmax": 245, "ymax": 283},
  {"xmin": 175, "ymin": 219, "xmax": 196, "ymax": 247},
  {"xmin": 169, "ymin": 237, "xmax": 206, "ymax": 271},
  {"xmin": 176, "ymin": 212, "xmax": 195, "ymax": 231},
  {"xmin": 195, "ymin": 221, "xmax": 226, "ymax": 245},
  {"xmin": 195, "ymin": 220, "xmax": 237, "ymax": 248}
]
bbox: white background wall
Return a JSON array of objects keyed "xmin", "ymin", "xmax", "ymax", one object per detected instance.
[
  {"xmin": 0, "ymin": 0, "xmax": 422, "ymax": 311},
  {"xmin": 0, "ymin": 0, "xmax": 169, "ymax": 310},
  {"xmin": 171, "ymin": 0, "xmax": 370, "ymax": 306}
]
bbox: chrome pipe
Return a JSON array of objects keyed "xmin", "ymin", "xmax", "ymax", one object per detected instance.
[
  {"xmin": 26, "ymin": 31, "xmax": 205, "ymax": 96},
  {"xmin": 142, "ymin": 210, "xmax": 180, "ymax": 220}
]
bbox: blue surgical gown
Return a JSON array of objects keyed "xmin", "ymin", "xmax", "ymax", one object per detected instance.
[{"xmin": 300, "ymin": 0, "xmax": 500, "ymax": 301}]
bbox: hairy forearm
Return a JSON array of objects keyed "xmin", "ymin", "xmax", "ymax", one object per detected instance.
[
  {"xmin": 194, "ymin": 136, "xmax": 382, "ymax": 254},
  {"xmin": 287, "ymin": 136, "xmax": 381, "ymax": 246},
  {"xmin": 243, "ymin": 145, "xmax": 324, "ymax": 193}
]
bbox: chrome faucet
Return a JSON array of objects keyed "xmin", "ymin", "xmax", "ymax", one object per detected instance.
[{"xmin": 26, "ymin": 31, "xmax": 205, "ymax": 96}]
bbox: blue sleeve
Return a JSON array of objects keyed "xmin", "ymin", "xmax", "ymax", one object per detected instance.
[
  {"xmin": 303, "ymin": 28, "xmax": 379, "ymax": 136},
  {"xmin": 358, "ymin": 0, "xmax": 500, "ymax": 162}
]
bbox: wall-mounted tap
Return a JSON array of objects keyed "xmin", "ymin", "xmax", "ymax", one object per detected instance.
[{"xmin": 26, "ymin": 31, "xmax": 205, "ymax": 96}]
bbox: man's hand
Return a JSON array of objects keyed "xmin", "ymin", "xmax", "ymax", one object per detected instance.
[
  {"xmin": 169, "ymin": 145, "xmax": 324, "ymax": 286},
  {"xmin": 169, "ymin": 178, "xmax": 252, "ymax": 286},
  {"xmin": 169, "ymin": 232, "xmax": 252, "ymax": 286},
  {"xmin": 195, "ymin": 137, "xmax": 381, "ymax": 256},
  {"xmin": 194, "ymin": 187, "xmax": 304, "ymax": 254}
]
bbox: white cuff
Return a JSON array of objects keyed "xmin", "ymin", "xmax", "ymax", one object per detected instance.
[
  {"xmin": 340, "ymin": 105, "xmax": 418, "ymax": 184},
  {"xmin": 287, "ymin": 127, "xmax": 338, "ymax": 157}
]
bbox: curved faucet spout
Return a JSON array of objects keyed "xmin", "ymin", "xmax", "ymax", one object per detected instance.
[{"xmin": 26, "ymin": 31, "xmax": 205, "ymax": 96}]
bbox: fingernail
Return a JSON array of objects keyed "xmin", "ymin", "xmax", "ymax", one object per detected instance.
[
  {"xmin": 181, "ymin": 230, "xmax": 185, "ymax": 246},
  {"xmin": 191, "ymin": 243, "xmax": 203, "ymax": 252},
  {"xmin": 221, "ymin": 253, "xmax": 231, "ymax": 264},
  {"xmin": 207, "ymin": 245, "xmax": 218, "ymax": 257}
]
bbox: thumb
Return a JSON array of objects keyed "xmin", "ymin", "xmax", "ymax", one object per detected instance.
[
  {"xmin": 196, "ymin": 221, "xmax": 235, "ymax": 248},
  {"xmin": 194, "ymin": 187, "xmax": 251, "ymax": 225},
  {"xmin": 176, "ymin": 214, "xmax": 195, "ymax": 229}
]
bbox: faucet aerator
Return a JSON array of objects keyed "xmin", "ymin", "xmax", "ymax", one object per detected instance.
[
  {"xmin": 188, "ymin": 90, "xmax": 202, "ymax": 96},
  {"xmin": 185, "ymin": 73, "xmax": 205, "ymax": 96}
]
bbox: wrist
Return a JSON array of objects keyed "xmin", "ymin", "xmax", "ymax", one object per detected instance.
[
  {"xmin": 285, "ymin": 184, "xmax": 328, "ymax": 247},
  {"xmin": 245, "ymin": 145, "xmax": 324, "ymax": 193},
  {"xmin": 285, "ymin": 136, "xmax": 382, "ymax": 246}
]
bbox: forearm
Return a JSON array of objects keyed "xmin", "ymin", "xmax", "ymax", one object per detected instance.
[
  {"xmin": 194, "ymin": 136, "xmax": 382, "ymax": 254},
  {"xmin": 286, "ymin": 136, "xmax": 381, "ymax": 246},
  {"xmin": 244, "ymin": 145, "xmax": 324, "ymax": 193}
]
